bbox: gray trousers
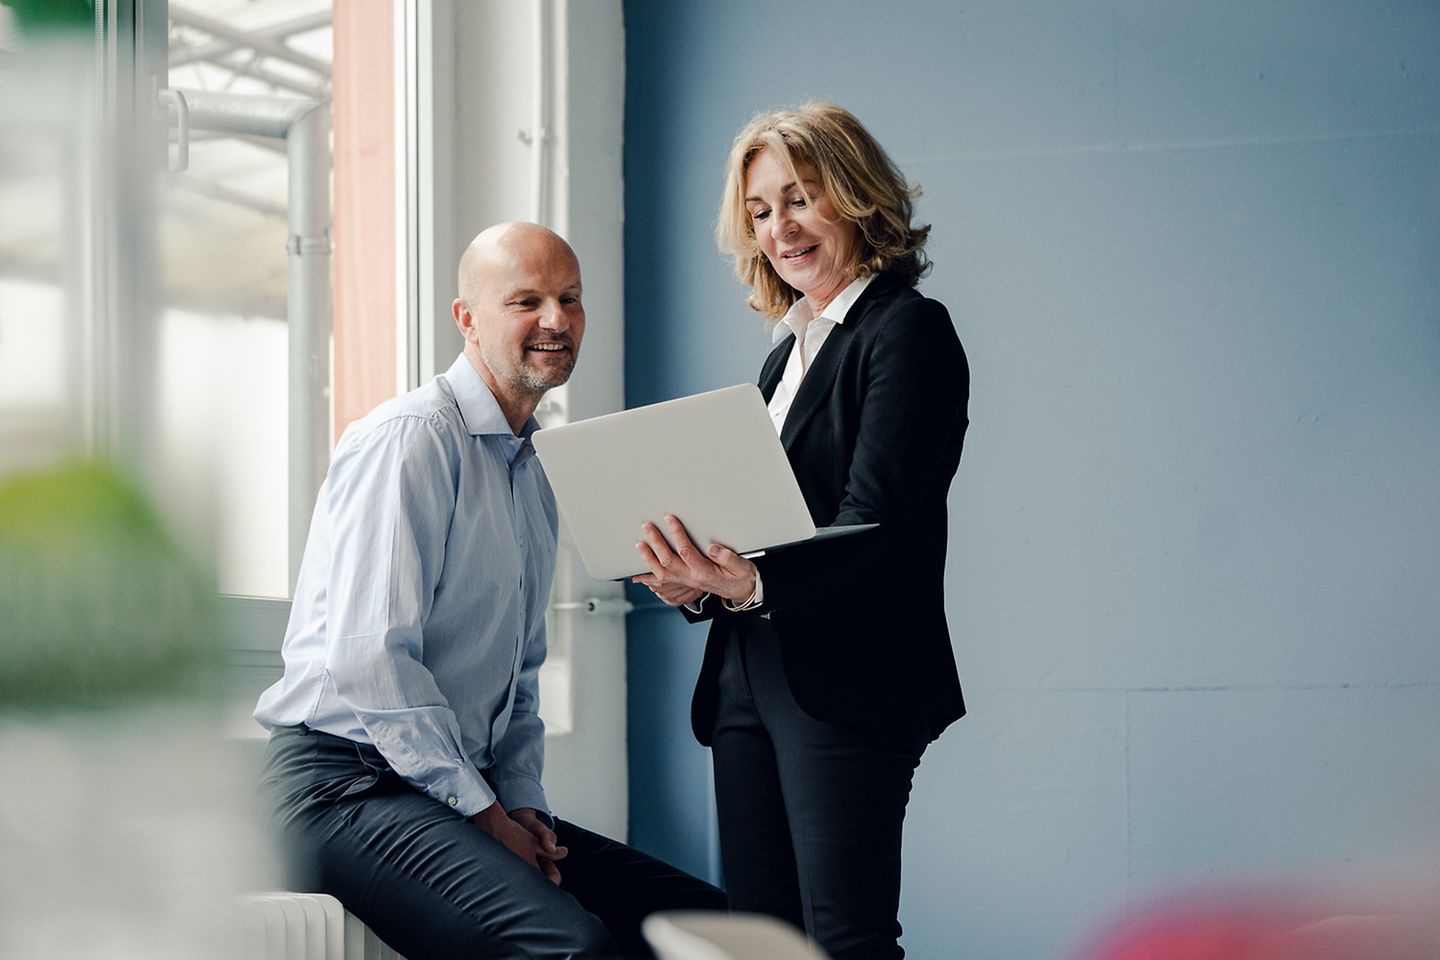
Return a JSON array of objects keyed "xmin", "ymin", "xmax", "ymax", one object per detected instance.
[{"xmin": 257, "ymin": 725, "xmax": 724, "ymax": 960}]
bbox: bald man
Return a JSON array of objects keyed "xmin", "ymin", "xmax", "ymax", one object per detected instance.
[{"xmin": 255, "ymin": 224, "xmax": 723, "ymax": 959}]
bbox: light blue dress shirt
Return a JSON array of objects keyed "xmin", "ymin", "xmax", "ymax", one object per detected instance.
[{"xmin": 255, "ymin": 353, "xmax": 555, "ymax": 820}]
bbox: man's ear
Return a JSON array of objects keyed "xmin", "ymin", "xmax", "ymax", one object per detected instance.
[{"xmin": 452, "ymin": 298, "xmax": 471, "ymax": 338}]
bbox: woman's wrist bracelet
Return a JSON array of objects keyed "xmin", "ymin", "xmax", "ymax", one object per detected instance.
[{"xmin": 721, "ymin": 580, "xmax": 762, "ymax": 612}]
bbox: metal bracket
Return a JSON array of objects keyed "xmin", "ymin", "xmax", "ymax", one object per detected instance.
[
  {"xmin": 550, "ymin": 598, "xmax": 635, "ymax": 617},
  {"xmin": 155, "ymin": 85, "xmax": 190, "ymax": 173},
  {"xmin": 287, "ymin": 228, "xmax": 334, "ymax": 255}
]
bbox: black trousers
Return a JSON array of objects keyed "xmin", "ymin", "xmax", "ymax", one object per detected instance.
[
  {"xmin": 710, "ymin": 619, "xmax": 929, "ymax": 960},
  {"xmin": 256, "ymin": 726, "xmax": 724, "ymax": 960}
]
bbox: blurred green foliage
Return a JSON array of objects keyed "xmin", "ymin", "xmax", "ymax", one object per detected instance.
[
  {"xmin": 0, "ymin": 0, "xmax": 93, "ymax": 34},
  {"xmin": 0, "ymin": 460, "xmax": 221, "ymax": 710}
]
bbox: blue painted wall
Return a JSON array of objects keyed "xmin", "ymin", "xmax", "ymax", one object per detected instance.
[{"xmin": 623, "ymin": 3, "xmax": 1440, "ymax": 957}]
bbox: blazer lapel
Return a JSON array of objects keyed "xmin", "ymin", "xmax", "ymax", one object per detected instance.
[
  {"xmin": 758, "ymin": 334, "xmax": 792, "ymax": 403},
  {"xmin": 779, "ymin": 322, "xmax": 852, "ymax": 449},
  {"xmin": 778, "ymin": 274, "xmax": 900, "ymax": 450}
]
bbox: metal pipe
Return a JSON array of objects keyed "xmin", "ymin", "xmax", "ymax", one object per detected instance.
[
  {"xmin": 181, "ymin": 87, "xmax": 322, "ymax": 139},
  {"xmin": 169, "ymin": 6, "xmax": 332, "ymax": 78},
  {"xmin": 286, "ymin": 101, "xmax": 333, "ymax": 589}
]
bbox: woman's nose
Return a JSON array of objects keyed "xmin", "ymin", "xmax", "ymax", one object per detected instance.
[{"xmin": 771, "ymin": 209, "xmax": 797, "ymax": 241}]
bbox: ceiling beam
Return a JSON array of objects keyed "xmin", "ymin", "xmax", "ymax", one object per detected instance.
[
  {"xmin": 169, "ymin": 6, "xmax": 331, "ymax": 78},
  {"xmin": 169, "ymin": 9, "xmax": 331, "ymax": 69},
  {"xmin": 196, "ymin": 51, "xmax": 330, "ymax": 100}
]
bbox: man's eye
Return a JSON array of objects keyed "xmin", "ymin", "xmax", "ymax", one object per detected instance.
[{"xmin": 561, "ymin": 296, "xmax": 579, "ymax": 305}]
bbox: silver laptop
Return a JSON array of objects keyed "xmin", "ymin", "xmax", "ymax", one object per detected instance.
[{"xmin": 532, "ymin": 384, "xmax": 874, "ymax": 581}]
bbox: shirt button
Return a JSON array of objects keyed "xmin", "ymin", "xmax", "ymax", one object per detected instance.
[{"xmin": 448, "ymin": 796, "xmax": 458, "ymax": 806}]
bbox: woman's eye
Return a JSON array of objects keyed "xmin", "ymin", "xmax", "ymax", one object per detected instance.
[
  {"xmin": 751, "ymin": 209, "xmax": 770, "ymax": 221},
  {"xmin": 791, "ymin": 196, "xmax": 807, "ymax": 207}
]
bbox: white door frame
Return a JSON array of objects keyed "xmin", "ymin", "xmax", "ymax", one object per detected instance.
[{"xmin": 405, "ymin": 0, "xmax": 629, "ymax": 839}]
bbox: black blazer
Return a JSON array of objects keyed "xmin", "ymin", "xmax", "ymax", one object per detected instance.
[{"xmin": 686, "ymin": 272, "xmax": 969, "ymax": 744}]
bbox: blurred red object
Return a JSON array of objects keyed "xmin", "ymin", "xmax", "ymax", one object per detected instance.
[{"xmin": 1078, "ymin": 897, "xmax": 1438, "ymax": 960}]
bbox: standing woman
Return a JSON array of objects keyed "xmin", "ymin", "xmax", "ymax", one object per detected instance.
[{"xmin": 633, "ymin": 102, "xmax": 969, "ymax": 960}]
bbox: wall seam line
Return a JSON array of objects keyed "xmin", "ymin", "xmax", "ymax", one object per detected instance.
[
  {"xmin": 1123, "ymin": 689, "xmax": 1134, "ymax": 913},
  {"xmin": 903, "ymin": 125, "xmax": 1440, "ymax": 167}
]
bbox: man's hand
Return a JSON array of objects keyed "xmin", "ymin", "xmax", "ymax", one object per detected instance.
[
  {"xmin": 510, "ymin": 807, "xmax": 568, "ymax": 885},
  {"xmin": 633, "ymin": 515, "xmax": 756, "ymax": 603},
  {"xmin": 470, "ymin": 802, "xmax": 546, "ymax": 874}
]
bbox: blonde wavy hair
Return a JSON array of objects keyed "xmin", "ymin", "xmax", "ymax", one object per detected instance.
[{"xmin": 715, "ymin": 101, "xmax": 931, "ymax": 321}]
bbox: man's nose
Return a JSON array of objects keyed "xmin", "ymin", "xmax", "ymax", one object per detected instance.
[{"xmin": 538, "ymin": 299, "xmax": 568, "ymax": 331}]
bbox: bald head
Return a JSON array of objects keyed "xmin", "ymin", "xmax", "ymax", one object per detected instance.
[
  {"xmin": 457, "ymin": 222, "xmax": 578, "ymax": 304},
  {"xmin": 452, "ymin": 222, "xmax": 586, "ymax": 433}
]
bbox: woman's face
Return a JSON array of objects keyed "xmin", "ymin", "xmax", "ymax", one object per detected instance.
[{"xmin": 743, "ymin": 148, "xmax": 859, "ymax": 309}]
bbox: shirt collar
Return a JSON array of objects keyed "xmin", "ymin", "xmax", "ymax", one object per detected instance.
[
  {"xmin": 445, "ymin": 353, "xmax": 540, "ymax": 443},
  {"xmin": 770, "ymin": 273, "xmax": 878, "ymax": 344}
]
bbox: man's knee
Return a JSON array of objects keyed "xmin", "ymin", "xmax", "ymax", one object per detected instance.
[{"xmin": 548, "ymin": 909, "xmax": 620, "ymax": 959}]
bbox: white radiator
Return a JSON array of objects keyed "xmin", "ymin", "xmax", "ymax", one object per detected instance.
[{"xmin": 235, "ymin": 893, "xmax": 406, "ymax": 960}]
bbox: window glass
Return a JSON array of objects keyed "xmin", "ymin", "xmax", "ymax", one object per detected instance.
[
  {"xmin": 159, "ymin": 1, "xmax": 334, "ymax": 598},
  {"xmin": 0, "ymin": 11, "xmax": 77, "ymax": 474}
]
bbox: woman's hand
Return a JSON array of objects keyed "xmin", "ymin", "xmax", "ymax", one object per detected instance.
[
  {"xmin": 632, "ymin": 515, "xmax": 757, "ymax": 604},
  {"xmin": 641, "ymin": 579, "xmax": 707, "ymax": 608}
]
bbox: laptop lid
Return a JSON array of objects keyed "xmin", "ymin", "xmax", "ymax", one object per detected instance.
[{"xmin": 533, "ymin": 384, "xmax": 825, "ymax": 581}]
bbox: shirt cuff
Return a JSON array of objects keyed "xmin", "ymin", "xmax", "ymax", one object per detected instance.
[
  {"xmin": 753, "ymin": 570, "xmax": 765, "ymax": 604},
  {"xmin": 439, "ymin": 767, "xmax": 497, "ymax": 819},
  {"xmin": 683, "ymin": 593, "xmax": 711, "ymax": 614},
  {"xmin": 494, "ymin": 776, "xmax": 552, "ymax": 825}
]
